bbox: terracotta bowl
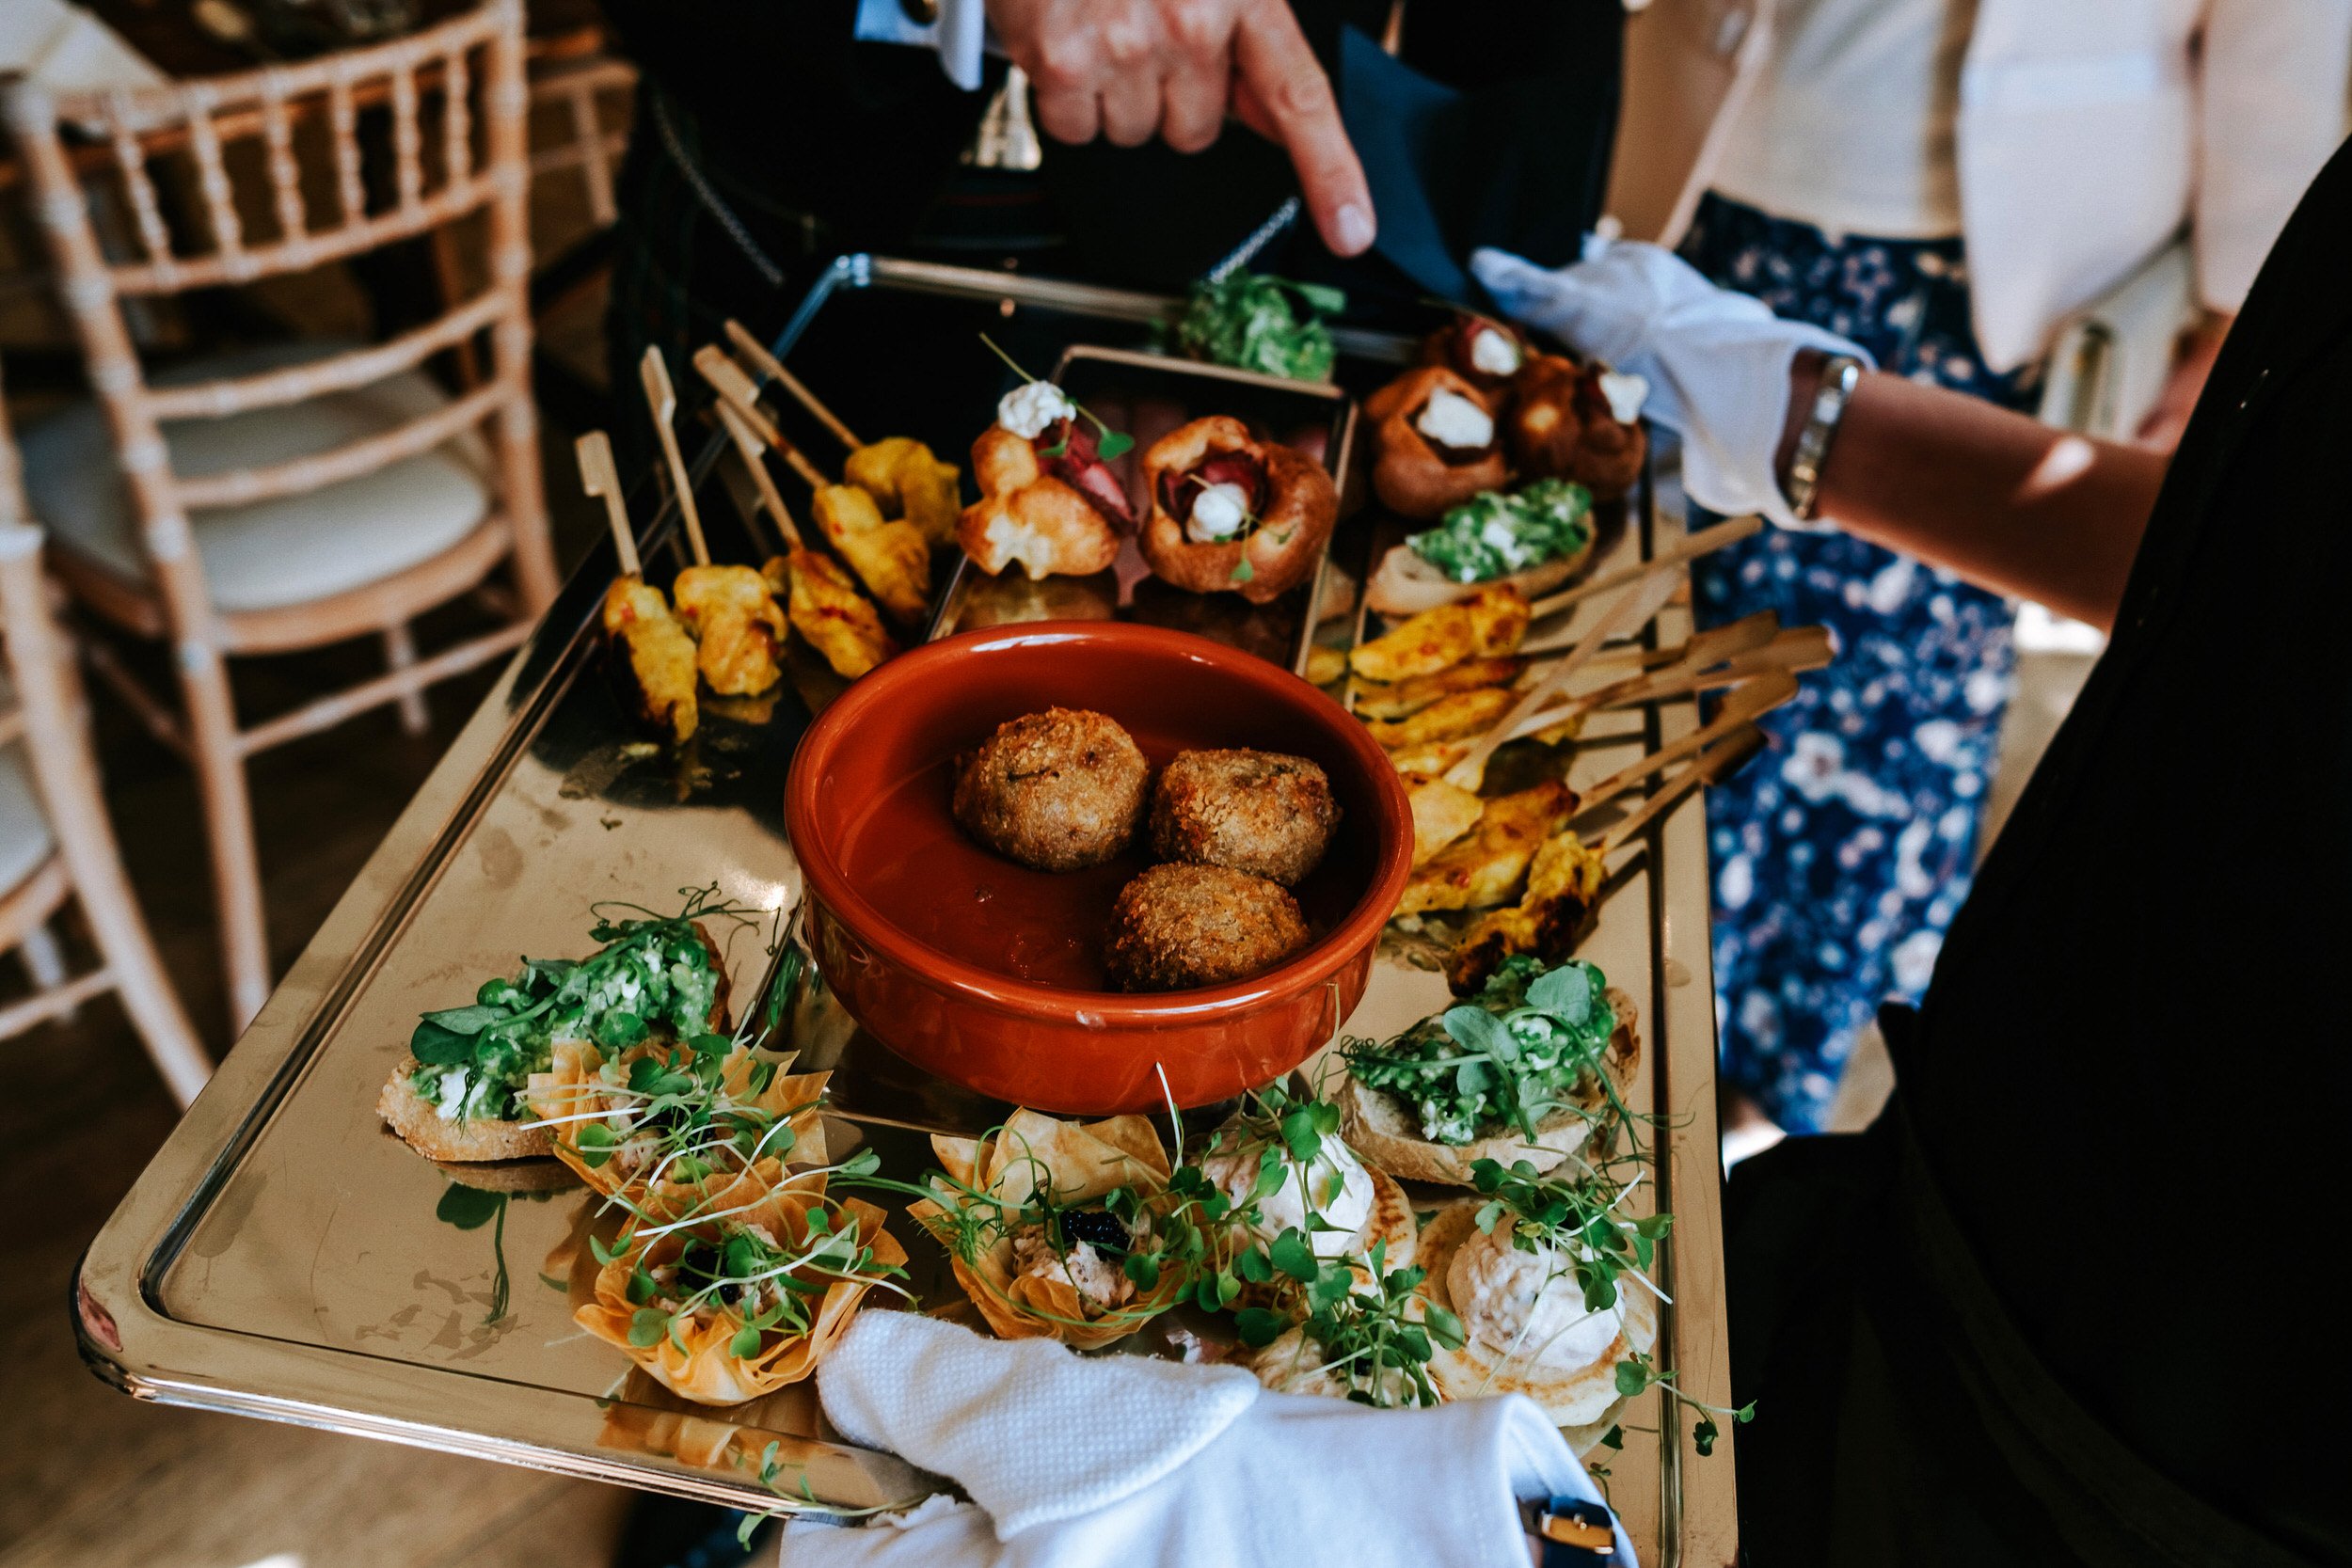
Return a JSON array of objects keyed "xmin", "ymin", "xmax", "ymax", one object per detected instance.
[{"xmin": 785, "ymin": 623, "xmax": 1411, "ymax": 1114}]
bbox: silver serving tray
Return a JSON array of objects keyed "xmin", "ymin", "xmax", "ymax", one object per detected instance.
[{"xmin": 74, "ymin": 256, "xmax": 1736, "ymax": 1564}]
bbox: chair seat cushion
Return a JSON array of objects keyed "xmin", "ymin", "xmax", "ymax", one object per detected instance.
[
  {"xmin": 19, "ymin": 340, "xmax": 494, "ymax": 613},
  {"xmin": 0, "ymin": 745, "xmax": 56, "ymax": 901}
]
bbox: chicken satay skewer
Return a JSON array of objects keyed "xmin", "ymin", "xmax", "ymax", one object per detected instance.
[
  {"xmin": 1526, "ymin": 514, "xmax": 1765, "ymax": 625},
  {"xmin": 1571, "ymin": 673, "xmax": 1797, "ymax": 818},
  {"xmin": 1442, "ymin": 566, "xmax": 1683, "ymax": 790},
  {"xmin": 576, "ymin": 430, "xmax": 640, "ymax": 578},
  {"xmin": 695, "ymin": 347, "xmax": 834, "ymax": 489},
  {"xmin": 1528, "ymin": 605, "xmax": 1779, "ymax": 667},
  {"xmin": 1494, "ymin": 625, "xmax": 1836, "ymax": 744},
  {"xmin": 723, "ymin": 318, "xmax": 863, "ymax": 451},
  {"xmin": 640, "ymin": 347, "xmax": 711, "ymax": 567},
  {"xmin": 1597, "ymin": 724, "xmax": 1767, "ymax": 854},
  {"xmin": 713, "ymin": 398, "xmax": 805, "ymax": 550}
]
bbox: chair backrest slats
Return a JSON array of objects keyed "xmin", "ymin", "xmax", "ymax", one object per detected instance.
[
  {"xmin": 103, "ymin": 174, "xmax": 494, "ymax": 296},
  {"xmin": 144, "ymin": 289, "xmax": 504, "ymax": 421},
  {"xmin": 260, "ymin": 73, "xmax": 310, "ymax": 259},
  {"xmin": 180, "ymin": 92, "xmax": 247, "ymax": 275},
  {"xmin": 328, "ymin": 68, "xmax": 366, "ymax": 226},
  {"xmin": 103, "ymin": 94, "xmax": 178, "ymax": 277},
  {"xmin": 170, "ymin": 377, "xmax": 503, "ymax": 511},
  {"xmin": 391, "ymin": 61, "xmax": 423, "ymax": 212},
  {"xmin": 443, "ymin": 46, "xmax": 473, "ymax": 188}
]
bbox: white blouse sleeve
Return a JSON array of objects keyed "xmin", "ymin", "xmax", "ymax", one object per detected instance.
[{"xmin": 2194, "ymin": 0, "xmax": 2352, "ymax": 313}]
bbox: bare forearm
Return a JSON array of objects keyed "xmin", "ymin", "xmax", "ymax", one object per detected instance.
[{"xmin": 1776, "ymin": 354, "xmax": 2171, "ymax": 631}]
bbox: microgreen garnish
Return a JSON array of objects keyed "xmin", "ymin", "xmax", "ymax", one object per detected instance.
[
  {"xmin": 1167, "ymin": 273, "xmax": 1345, "ymax": 382},
  {"xmin": 1237, "ymin": 1239, "xmax": 1464, "ymax": 1407},
  {"xmin": 408, "ymin": 886, "xmax": 751, "ymax": 1126},
  {"xmin": 1341, "ymin": 955, "xmax": 1619, "ymax": 1146},
  {"xmin": 977, "ymin": 334, "xmax": 1134, "ymax": 460}
]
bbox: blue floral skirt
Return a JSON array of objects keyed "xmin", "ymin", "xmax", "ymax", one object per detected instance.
[{"xmin": 1677, "ymin": 194, "xmax": 2041, "ymax": 1131}]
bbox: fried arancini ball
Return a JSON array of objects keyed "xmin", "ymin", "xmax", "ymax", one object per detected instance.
[
  {"xmin": 1104, "ymin": 863, "xmax": 1311, "ymax": 991},
  {"xmin": 1148, "ymin": 749, "xmax": 1339, "ymax": 886},
  {"xmin": 953, "ymin": 707, "xmax": 1150, "ymax": 872}
]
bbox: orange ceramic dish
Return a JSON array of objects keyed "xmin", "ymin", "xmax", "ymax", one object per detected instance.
[{"xmin": 784, "ymin": 625, "xmax": 1412, "ymax": 1113}]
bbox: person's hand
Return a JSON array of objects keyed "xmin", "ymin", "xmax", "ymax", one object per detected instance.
[
  {"xmin": 2134, "ymin": 311, "xmax": 2233, "ymax": 451},
  {"xmin": 984, "ymin": 0, "xmax": 1375, "ymax": 256},
  {"xmin": 1470, "ymin": 242, "xmax": 1868, "ymax": 529},
  {"xmin": 775, "ymin": 1311, "xmax": 1629, "ymax": 1567}
]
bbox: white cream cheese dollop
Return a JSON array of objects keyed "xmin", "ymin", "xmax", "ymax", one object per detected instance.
[
  {"xmin": 1415, "ymin": 387, "xmax": 1494, "ymax": 451},
  {"xmin": 1251, "ymin": 1324, "xmax": 1416, "ymax": 1403},
  {"xmin": 1202, "ymin": 1138, "xmax": 1376, "ymax": 1259},
  {"xmin": 1597, "ymin": 371, "xmax": 1648, "ymax": 424},
  {"xmin": 1469, "ymin": 326, "xmax": 1523, "ymax": 377},
  {"xmin": 998, "ymin": 381, "xmax": 1077, "ymax": 440},
  {"xmin": 1447, "ymin": 1224, "xmax": 1625, "ymax": 1372},
  {"xmin": 1185, "ymin": 481, "xmax": 1253, "ymax": 544}
]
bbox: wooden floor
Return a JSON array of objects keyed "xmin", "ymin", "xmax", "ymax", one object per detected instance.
[{"xmin": 0, "ymin": 430, "xmax": 648, "ymax": 1568}]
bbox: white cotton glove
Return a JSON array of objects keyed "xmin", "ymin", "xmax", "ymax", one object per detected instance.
[
  {"xmin": 776, "ymin": 1311, "xmax": 1632, "ymax": 1568},
  {"xmin": 1470, "ymin": 240, "xmax": 1871, "ymax": 530}
]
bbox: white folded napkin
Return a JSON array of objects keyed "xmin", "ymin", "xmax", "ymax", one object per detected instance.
[{"xmin": 781, "ymin": 1310, "xmax": 1634, "ymax": 1568}]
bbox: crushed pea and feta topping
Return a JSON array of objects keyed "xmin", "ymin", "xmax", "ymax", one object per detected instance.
[{"xmin": 1406, "ymin": 479, "xmax": 1593, "ymax": 585}]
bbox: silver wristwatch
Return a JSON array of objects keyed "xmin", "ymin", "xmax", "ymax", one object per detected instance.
[{"xmin": 1782, "ymin": 353, "xmax": 1865, "ymax": 523}]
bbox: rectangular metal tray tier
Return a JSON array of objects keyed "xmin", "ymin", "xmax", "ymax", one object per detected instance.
[{"xmin": 75, "ymin": 257, "xmax": 1736, "ymax": 1565}]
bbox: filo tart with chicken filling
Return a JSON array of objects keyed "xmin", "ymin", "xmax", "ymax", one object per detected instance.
[
  {"xmin": 1336, "ymin": 956, "xmax": 1638, "ymax": 1186},
  {"xmin": 577, "ymin": 1161, "xmax": 907, "ymax": 1405},
  {"xmin": 1137, "ymin": 416, "xmax": 1337, "ymax": 604},
  {"xmin": 906, "ymin": 1110, "xmax": 1187, "ymax": 1350},
  {"xmin": 524, "ymin": 1033, "xmax": 829, "ymax": 1202},
  {"xmin": 1412, "ymin": 1195, "xmax": 1658, "ymax": 1433},
  {"xmin": 379, "ymin": 911, "xmax": 732, "ymax": 1165}
]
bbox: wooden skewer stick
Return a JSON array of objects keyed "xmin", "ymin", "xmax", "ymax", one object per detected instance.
[
  {"xmin": 694, "ymin": 344, "xmax": 834, "ymax": 491},
  {"xmin": 724, "ymin": 318, "xmax": 864, "ymax": 451},
  {"xmin": 574, "ymin": 430, "xmax": 638, "ymax": 578},
  {"xmin": 1573, "ymin": 673, "xmax": 1796, "ymax": 817},
  {"xmin": 1443, "ymin": 566, "xmax": 1683, "ymax": 790},
  {"xmin": 714, "ymin": 400, "xmax": 804, "ymax": 550},
  {"xmin": 1528, "ymin": 606, "xmax": 1779, "ymax": 667},
  {"xmin": 1601, "ymin": 724, "xmax": 1767, "ymax": 854},
  {"xmin": 1527, "ymin": 515, "xmax": 1765, "ymax": 623},
  {"xmin": 639, "ymin": 347, "xmax": 710, "ymax": 567},
  {"xmin": 1502, "ymin": 626, "xmax": 1835, "ymax": 740}
]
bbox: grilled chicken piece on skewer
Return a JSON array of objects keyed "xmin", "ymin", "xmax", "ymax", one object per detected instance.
[
  {"xmin": 601, "ymin": 578, "xmax": 700, "ymax": 743},
  {"xmin": 673, "ymin": 562, "xmax": 787, "ymax": 696},
  {"xmin": 1348, "ymin": 584, "xmax": 1530, "ymax": 684},
  {"xmin": 1351, "ymin": 657, "xmax": 1528, "ymax": 721},
  {"xmin": 810, "ymin": 483, "xmax": 932, "ymax": 625},
  {"xmin": 1445, "ymin": 831, "xmax": 1608, "ymax": 993},
  {"xmin": 762, "ymin": 553, "xmax": 898, "ymax": 680},
  {"xmin": 1397, "ymin": 780, "xmax": 1579, "ymax": 916},
  {"xmin": 721, "ymin": 320, "xmax": 964, "ymax": 546},
  {"xmin": 580, "ymin": 430, "xmax": 699, "ymax": 744},
  {"xmin": 1409, "ymin": 777, "xmax": 1486, "ymax": 865},
  {"xmin": 1364, "ymin": 687, "xmax": 1516, "ymax": 751}
]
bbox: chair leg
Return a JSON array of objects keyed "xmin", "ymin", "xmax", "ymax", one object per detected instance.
[
  {"xmin": 383, "ymin": 622, "xmax": 430, "ymax": 736},
  {"xmin": 59, "ymin": 845, "xmax": 212, "ymax": 1109},
  {"xmin": 179, "ymin": 646, "xmax": 271, "ymax": 1033},
  {"xmin": 17, "ymin": 920, "xmax": 77, "ymax": 1024}
]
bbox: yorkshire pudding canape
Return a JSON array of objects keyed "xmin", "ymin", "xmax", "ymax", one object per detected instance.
[
  {"xmin": 950, "ymin": 416, "xmax": 1124, "ymax": 582},
  {"xmin": 1137, "ymin": 416, "xmax": 1337, "ymax": 605},
  {"xmin": 1368, "ymin": 365, "xmax": 1511, "ymax": 520},
  {"xmin": 1506, "ymin": 353, "xmax": 1648, "ymax": 502},
  {"xmin": 1415, "ymin": 315, "xmax": 1530, "ymax": 396}
]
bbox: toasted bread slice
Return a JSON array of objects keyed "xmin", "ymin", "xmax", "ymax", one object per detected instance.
[
  {"xmin": 1415, "ymin": 1197, "xmax": 1659, "ymax": 1434},
  {"xmin": 1339, "ymin": 988, "xmax": 1639, "ymax": 1186},
  {"xmin": 1363, "ymin": 531, "xmax": 1594, "ymax": 617},
  {"xmin": 381, "ymin": 922, "xmax": 735, "ymax": 1165},
  {"xmin": 378, "ymin": 1058, "xmax": 554, "ymax": 1162}
]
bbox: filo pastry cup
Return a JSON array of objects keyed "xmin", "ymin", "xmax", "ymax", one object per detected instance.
[
  {"xmin": 524, "ymin": 1038, "xmax": 831, "ymax": 1202},
  {"xmin": 577, "ymin": 1164, "xmax": 905, "ymax": 1405},
  {"xmin": 909, "ymin": 1108, "xmax": 1184, "ymax": 1351}
]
